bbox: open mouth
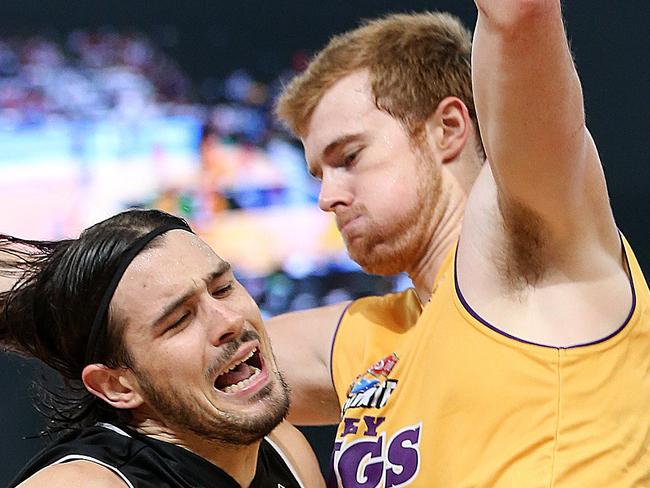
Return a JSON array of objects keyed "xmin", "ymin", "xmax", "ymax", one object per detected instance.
[{"xmin": 213, "ymin": 347, "xmax": 264, "ymax": 394}]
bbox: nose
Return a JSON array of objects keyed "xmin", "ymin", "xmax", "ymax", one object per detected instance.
[
  {"xmin": 318, "ymin": 169, "xmax": 352, "ymax": 212},
  {"xmin": 206, "ymin": 301, "xmax": 245, "ymax": 346}
]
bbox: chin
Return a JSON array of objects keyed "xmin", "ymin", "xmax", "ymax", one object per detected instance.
[
  {"xmin": 352, "ymin": 250, "xmax": 406, "ymax": 276},
  {"xmin": 361, "ymin": 261, "xmax": 404, "ymax": 276},
  {"xmin": 346, "ymin": 217, "xmax": 426, "ymax": 276}
]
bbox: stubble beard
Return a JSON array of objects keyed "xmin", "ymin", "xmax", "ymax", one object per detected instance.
[
  {"xmin": 133, "ymin": 353, "xmax": 290, "ymax": 446},
  {"xmin": 346, "ymin": 160, "xmax": 441, "ymax": 276}
]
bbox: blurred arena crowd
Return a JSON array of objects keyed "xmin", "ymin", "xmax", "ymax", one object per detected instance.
[{"xmin": 0, "ymin": 30, "xmax": 398, "ymax": 318}]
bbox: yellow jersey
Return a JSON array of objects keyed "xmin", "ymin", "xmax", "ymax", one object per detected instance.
[{"xmin": 331, "ymin": 239, "xmax": 650, "ymax": 487}]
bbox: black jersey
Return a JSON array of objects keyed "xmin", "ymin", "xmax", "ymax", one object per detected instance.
[{"xmin": 10, "ymin": 423, "xmax": 304, "ymax": 487}]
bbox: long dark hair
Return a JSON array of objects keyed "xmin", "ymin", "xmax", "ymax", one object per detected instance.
[{"xmin": 0, "ymin": 209, "xmax": 191, "ymax": 435}]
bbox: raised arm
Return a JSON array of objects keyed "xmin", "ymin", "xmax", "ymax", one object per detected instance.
[
  {"xmin": 472, "ymin": 0, "xmax": 618, "ymax": 249},
  {"xmin": 267, "ymin": 302, "xmax": 348, "ymax": 425}
]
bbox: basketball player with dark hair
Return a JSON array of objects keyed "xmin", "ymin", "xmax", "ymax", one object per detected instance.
[
  {"xmin": 270, "ymin": 4, "xmax": 650, "ymax": 487},
  {"xmin": 1, "ymin": 209, "xmax": 324, "ymax": 487}
]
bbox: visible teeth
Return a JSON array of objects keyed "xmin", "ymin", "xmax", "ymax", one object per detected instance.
[
  {"xmin": 222, "ymin": 366, "xmax": 261, "ymax": 393},
  {"xmin": 222, "ymin": 349, "xmax": 256, "ymax": 374}
]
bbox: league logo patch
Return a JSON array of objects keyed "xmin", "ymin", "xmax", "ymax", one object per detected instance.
[{"xmin": 342, "ymin": 353, "xmax": 399, "ymax": 415}]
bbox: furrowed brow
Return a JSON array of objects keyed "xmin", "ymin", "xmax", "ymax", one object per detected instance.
[{"xmin": 151, "ymin": 261, "xmax": 232, "ymax": 328}]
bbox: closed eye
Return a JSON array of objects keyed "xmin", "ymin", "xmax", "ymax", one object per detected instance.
[
  {"xmin": 164, "ymin": 312, "xmax": 191, "ymax": 334},
  {"xmin": 339, "ymin": 149, "xmax": 361, "ymax": 167},
  {"xmin": 211, "ymin": 283, "xmax": 233, "ymax": 298}
]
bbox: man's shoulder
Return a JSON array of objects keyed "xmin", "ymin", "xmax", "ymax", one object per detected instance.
[
  {"xmin": 16, "ymin": 460, "xmax": 126, "ymax": 488},
  {"xmin": 268, "ymin": 300, "xmax": 351, "ymax": 331},
  {"xmin": 11, "ymin": 424, "xmax": 141, "ymax": 487},
  {"xmin": 346, "ymin": 289, "xmax": 421, "ymax": 328},
  {"xmin": 264, "ymin": 422, "xmax": 325, "ymax": 488}
]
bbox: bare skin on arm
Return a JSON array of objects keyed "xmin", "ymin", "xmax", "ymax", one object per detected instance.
[
  {"xmin": 457, "ymin": 0, "xmax": 632, "ymax": 346},
  {"xmin": 267, "ymin": 302, "xmax": 349, "ymax": 425},
  {"xmin": 17, "ymin": 424, "xmax": 325, "ymax": 488},
  {"xmin": 17, "ymin": 460, "xmax": 128, "ymax": 487},
  {"xmin": 268, "ymin": 421, "xmax": 327, "ymax": 487},
  {"xmin": 16, "ymin": 423, "xmax": 327, "ymax": 488},
  {"xmin": 265, "ymin": 8, "xmax": 650, "ymax": 484}
]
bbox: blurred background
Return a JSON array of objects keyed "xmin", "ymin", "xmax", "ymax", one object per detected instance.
[{"xmin": 0, "ymin": 0, "xmax": 648, "ymax": 483}]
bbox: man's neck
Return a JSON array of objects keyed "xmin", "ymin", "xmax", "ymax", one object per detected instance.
[
  {"xmin": 134, "ymin": 419, "xmax": 261, "ymax": 488},
  {"xmin": 407, "ymin": 182, "xmax": 465, "ymax": 304}
]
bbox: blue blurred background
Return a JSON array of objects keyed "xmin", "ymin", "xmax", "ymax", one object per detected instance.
[{"xmin": 0, "ymin": 1, "xmax": 648, "ymax": 483}]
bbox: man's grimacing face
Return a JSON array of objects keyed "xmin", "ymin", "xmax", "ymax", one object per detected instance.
[
  {"xmin": 111, "ymin": 230, "xmax": 289, "ymax": 445},
  {"xmin": 303, "ymin": 70, "xmax": 441, "ymax": 276}
]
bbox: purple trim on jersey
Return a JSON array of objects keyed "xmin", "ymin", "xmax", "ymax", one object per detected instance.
[
  {"xmin": 454, "ymin": 235, "xmax": 637, "ymax": 349},
  {"xmin": 329, "ymin": 301, "xmax": 355, "ymax": 400}
]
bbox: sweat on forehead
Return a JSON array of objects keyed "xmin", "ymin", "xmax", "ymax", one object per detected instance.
[
  {"xmin": 121, "ymin": 230, "xmax": 210, "ymax": 273},
  {"xmin": 84, "ymin": 222, "xmax": 195, "ymax": 363},
  {"xmin": 109, "ymin": 231, "xmax": 227, "ymax": 322}
]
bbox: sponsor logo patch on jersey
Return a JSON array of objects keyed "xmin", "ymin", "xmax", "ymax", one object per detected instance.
[{"xmin": 342, "ymin": 353, "xmax": 399, "ymax": 415}]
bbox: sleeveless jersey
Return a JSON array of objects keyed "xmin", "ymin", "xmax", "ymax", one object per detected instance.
[
  {"xmin": 10, "ymin": 423, "xmax": 304, "ymax": 487},
  {"xmin": 330, "ymin": 238, "xmax": 650, "ymax": 487}
]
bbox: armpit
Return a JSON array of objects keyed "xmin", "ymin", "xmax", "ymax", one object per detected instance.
[{"xmin": 497, "ymin": 198, "xmax": 550, "ymax": 292}]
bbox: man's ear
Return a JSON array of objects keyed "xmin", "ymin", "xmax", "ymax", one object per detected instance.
[
  {"xmin": 424, "ymin": 96, "xmax": 471, "ymax": 164},
  {"xmin": 82, "ymin": 364, "xmax": 144, "ymax": 410}
]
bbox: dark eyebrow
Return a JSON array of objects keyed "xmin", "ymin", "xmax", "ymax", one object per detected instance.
[
  {"xmin": 151, "ymin": 261, "xmax": 232, "ymax": 328},
  {"xmin": 308, "ymin": 133, "xmax": 364, "ymax": 178}
]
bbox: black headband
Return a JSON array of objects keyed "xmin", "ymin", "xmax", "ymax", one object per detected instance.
[{"xmin": 84, "ymin": 222, "xmax": 192, "ymax": 364}]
